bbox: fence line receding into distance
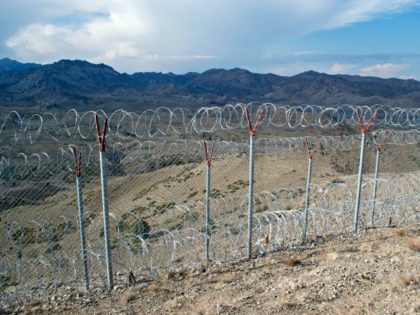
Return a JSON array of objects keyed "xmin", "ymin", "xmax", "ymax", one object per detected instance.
[{"xmin": 0, "ymin": 103, "xmax": 419, "ymax": 304}]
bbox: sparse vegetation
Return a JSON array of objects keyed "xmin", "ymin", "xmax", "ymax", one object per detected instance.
[
  {"xmin": 165, "ymin": 211, "xmax": 199, "ymax": 230},
  {"xmin": 399, "ymin": 275, "xmax": 414, "ymax": 287},
  {"xmin": 0, "ymin": 275, "xmax": 16, "ymax": 292},
  {"xmin": 154, "ymin": 202, "xmax": 176, "ymax": 215},
  {"xmin": 0, "ymin": 182, "xmax": 62, "ymax": 212},
  {"xmin": 282, "ymin": 256, "xmax": 302, "ymax": 267},
  {"xmin": 117, "ymin": 212, "xmax": 151, "ymax": 239},
  {"xmin": 255, "ymin": 205, "xmax": 269, "ymax": 213},
  {"xmin": 226, "ymin": 224, "xmax": 240, "ymax": 235},
  {"xmin": 227, "ymin": 179, "xmax": 248, "ymax": 193},
  {"xmin": 331, "ymin": 178, "xmax": 345, "ymax": 184},
  {"xmin": 45, "ymin": 242, "xmax": 61, "ymax": 253},
  {"xmin": 148, "ymin": 282, "xmax": 160, "ymax": 293},
  {"xmin": 130, "ymin": 219, "xmax": 151, "ymax": 239},
  {"xmin": 395, "ymin": 229, "xmax": 407, "ymax": 237},
  {"xmin": 408, "ymin": 155, "xmax": 420, "ymax": 168},
  {"xmin": 187, "ymin": 190, "xmax": 198, "ymax": 199},
  {"xmin": 119, "ymin": 290, "xmax": 137, "ymax": 304},
  {"xmin": 209, "ymin": 188, "xmax": 223, "ymax": 198},
  {"xmin": 12, "ymin": 227, "xmax": 35, "ymax": 245},
  {"xmin": 405, "ymin": 238, "xmax": 420, "ymax": 252}
]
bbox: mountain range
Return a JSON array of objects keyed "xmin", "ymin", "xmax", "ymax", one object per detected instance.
[{"xmin": 0, "ymin": 58, "xmax": 420, "ymax": 111}]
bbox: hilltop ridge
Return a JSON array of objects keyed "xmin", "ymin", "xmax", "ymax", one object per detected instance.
[{"xmin": 1, "ymin": 58, "xmax": 420, "ymax": 110}]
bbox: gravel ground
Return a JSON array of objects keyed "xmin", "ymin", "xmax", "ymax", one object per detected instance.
[{"xmin": 2, "ymin": 224, "xmax": 419, "ymax": 315}]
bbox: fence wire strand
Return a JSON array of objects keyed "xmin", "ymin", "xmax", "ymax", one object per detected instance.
[{"xmin": 0, "ymin": 103, "xmax": 419, "ymax": 303}]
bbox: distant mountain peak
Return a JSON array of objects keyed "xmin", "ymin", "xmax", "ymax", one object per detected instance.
[
  {"xmin": 0, "ymin": 58, "xmax": 41, "ymax": 73},
  {"xmin": 201, "ymin": 68, "xmax": 251, "ymax": 75},
  {"xmin": 294, "ymin": 70, "xmax": 325, "ymax": 77},
  {"xmin": 304, "ymin": 70, "xmax": 320, "ymax": 74},
  {"xmin": 0, "ymin": 58, "xmax": 419, "ymax": 110},
  {"xmin": 50, "ymin": 59, "xmax": 118, "ymax": 72},
  {"xmin": 0, "ymin": 57, "xmax": 14, "ymax": 63}
]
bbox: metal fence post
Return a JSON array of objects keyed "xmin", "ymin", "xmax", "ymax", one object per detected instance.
[
  {"xmin": 247, "ymin": 134, "xmax": 255, "ymax": 259},
  {"xmin": 244, "ymin": 106, "xmax": 264, "ymax": 259},
  {"xmin": 95, "ymin": 115, "xmax": 113, "ymax": 289},
  {"xmin": 301, "ymin": 139, "xmax": 314, "ymax": 244},
  {"xmin": 370, "ymin": 147, "xmax": 381, "ymax": 225},
  {"xmin": 353, "ymin": 132, "xmax": 366, "ymax": 233},
  {"xmin": 203, "ymin": 141, "xmax": 214, "ymax": 264},
  {"xmin": 72, "ymin": 147, "xmax": 89, "ymax": 290},
  {"xmin": 353, "ymin": 110, "xmax": 376, "ymax": 233}
]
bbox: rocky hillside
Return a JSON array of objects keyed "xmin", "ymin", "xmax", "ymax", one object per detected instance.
[
  {"xmin": 1, "ymin": 58, "xmax": 420, "ymax": 110},
  {"xmin": 0, "ymin": 58, "xmax": 41, "ymax": 73},
  {"xmin": 2, "ymin": 224, "xmax": 419, "ymax": 314}
]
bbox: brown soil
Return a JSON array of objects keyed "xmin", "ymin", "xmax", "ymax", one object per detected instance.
[{"xmin": 7, "ymin": 224, "xmax": 419, "ymax": 315}]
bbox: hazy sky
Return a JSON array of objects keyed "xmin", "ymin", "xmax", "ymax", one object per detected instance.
[{"xmin": 1, "ymin": 0, "xmax": 420, "ymax": 78}]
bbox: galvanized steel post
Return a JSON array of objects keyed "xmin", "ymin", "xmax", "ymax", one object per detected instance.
[
  {"xmin": 244, "ymin": 106, "xmax": 263, "ymax": 260},
  {"xmin": 205, "ymin": 162, "xmax": 211, "ymax": 263},
  {"xmin": 72, "ymin": 147, "xmax": 89, "ymax": 290},
  {"xmin": 353, "ymin": 132, "xmax": 366, "ymax": 233},
  {"xmin": 95, "ymin": 115, "xmax": 113, "ymax": 289},
  {"xmin": 301, "ymin": 156, "xmax": 313, "ymax": 244},
  {"xmin": 370, "ymin": 148, "xmax": 381, "ymax": 225},
  {"xmin": 76, "ymin": 175, "xmax": 89, "ymax": 289},
  {"xmin": 203, "ymin": 141, "xmax": 214, "ymax": 264},
  {"xmin": 353, "ymin": 110, "xmax": 376, "ymax": 233},
  {"xmin": 246, "ymin": 134, "xmax": 255, "ymax": 259},
  {"xmin": 99, "ymin": 150, "xmax": 113, "ymax": 289}
]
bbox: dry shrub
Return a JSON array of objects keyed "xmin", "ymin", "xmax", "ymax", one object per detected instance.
[
  {"xmin": 395, "ymin": 229, "xmax": 407, "ymax": 237},
  {"xmin": 199, "ymin": 264, "xmax": 207, "ymax": 273},
  {"xmin": 193, "ymin": 299, "xmax": 211, "ymax": 315},
  {"xmin": 392, "ymin": 274, "xmax": 419, "ymax": 288},
  {"xmin": 26, "ymin": 300, "xmax": 41, "ymax": 308},
  {"xmin": 164, "ymin": 271, "xmax": 176, "ymax": 280},
  {"xmin": 405, "ymin": 238, "xmax": 420, "ymax": 252},
  {"xmin": 219, "ymin": 273, "xmax": 237, "ymax": 283},
  {"xmin": 119, "ymin": 290, "xmax": 137, "ymax": 304},
  {"xmin": 332, "ymin": 305, "xmax": 374, "ymax": 315},
  {"xmin": 162, "ymin": 270, "xmax": 187, "ymax": 281},
  {"xmin": 148, "ymin": 282, "xmax": 160, "ymax": 293},
  {"xmin": 282, "ymin": 256, "xmax": 301, "ymax": 267},
  {"xmin": 359, "ymin": 241, "xmax": 379, "ymax": 253},
  {"xmin": 193, "ymin": 295, "xmax": 234, "ymax": 315},
  {"xmin": 399, "ymin": 275, "xmax": 414, "ymax": 287},
  {"xmin": 24, "ymin": 299, "xmax": 42, "ymax": 314}
]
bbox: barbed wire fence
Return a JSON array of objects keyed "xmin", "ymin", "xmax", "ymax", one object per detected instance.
[{"xmin": 0, "ymin": 103, "xmax": 419, "ymax": 303}]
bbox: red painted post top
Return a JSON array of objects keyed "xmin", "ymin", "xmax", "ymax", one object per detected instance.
[
  {"xmin": 244, "ymin": 106, "xmax": 264, "ymax": 137},
  {"xmin": 95, "ymin": 114, "xmax": 108, "ymax": 152},
  {"xmin": 304, "ymin": 138, "xmax": 316, "ymax": 159},
  {"xmin": 356, "ymin": 110, "xmax": 377, "ymax": 135},
  {"xmin": 203, "ymin": 141, "xmax": 215, "ymax": 166},
  {"xmin": 71, "ymin": 146, "xmax": 82, "ymax": 177}
]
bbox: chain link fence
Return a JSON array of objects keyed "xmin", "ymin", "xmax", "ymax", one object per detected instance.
[{"xmin": 0, "ymin": 104, "xmax": 419, "ymax": 302}]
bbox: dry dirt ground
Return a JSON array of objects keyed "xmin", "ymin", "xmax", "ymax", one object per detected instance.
[{"xmin": 5, "ymin": 223, "xmax": 420, "ymax": 315}]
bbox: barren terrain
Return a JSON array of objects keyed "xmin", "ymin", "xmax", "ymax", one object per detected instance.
[
  {"xmin": 2, "ymin": 223, "xmax": 419, "ymax": 315},
  {"xmin": 0, "ymin": 139, "xmax": 418, "ymax": 315}
]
